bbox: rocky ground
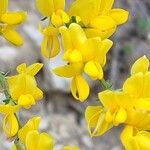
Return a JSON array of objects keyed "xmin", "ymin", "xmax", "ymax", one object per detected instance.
[{"xmin": 0, "ymin": 0, "xmax": 150, "ymax": 150}]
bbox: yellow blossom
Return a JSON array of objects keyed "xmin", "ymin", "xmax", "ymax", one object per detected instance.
[
  {"xmin": 18, "ymin": 116, "xmax": 41, "ymax": 143},
  {"xmin": 39, "ymin": 25, "xmax": 60, "ymax": 59},
  {"xmin": 0, "ymin": 105, "xmax": 20, "ymax": 137},
  {"xmin": 0, "ymin": 0, "xmax": 27, "ymax": 45},
  {"xmin": 8, "ymin": 63, "xmax": 43, "ymax": 108},
  {"xmin": 85, "ymin": 90, "xmax": 133, "ymax": 137},
  {"xmin": 36, "ymin": 0, "xmax": 69, "ymax": 27},
  {"xmin": 69, "ymin": 0, "xmax": 129, "ymax": 39},
  {"xmin": 53, "ymin": 23, "xmax": 112, "ymax": 101},
  {"xmin": 17, "ymin": 117, "xmax": 54, "ymax": 150}
]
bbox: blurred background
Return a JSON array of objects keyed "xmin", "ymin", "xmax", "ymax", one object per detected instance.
[{"xmin": 0, "ymin": 0, "xmax": 150, "ymax": 150}]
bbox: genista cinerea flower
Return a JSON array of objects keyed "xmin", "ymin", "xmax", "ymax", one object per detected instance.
[
  {"xmin": 18, "ymin": 117, "xmax": 54, "ymax": 150},
  {"xmin": 53, "ymin": 23, "xmax": 113, "ymax": 102},
  {"xmin": 85, "ymin": 90, "xmax": 132, "ymax": 137},
  {"xmin": 0, "ymin": 0, "xmax": 27, "ymax": 45},
  {"xmin": 36, "ymin": 0, "xmax": 69, "ymax": 27},
  {"xmin": 69, "ymin": 0, "xmax": 129, "ymax": 39},
  {"xmin": 0, "ymin": 105, "xmax": 20, "ymax": 137},
  {"xmin": 8, "ymin": 63, "xmax": 43, "ymax": 108},
  {"xmin": 85, "ymin": 55, "xmax": 150, "ymax": 149},
  {"xmin": 39, "ymin": 25, "xmax": 60, "ymax": 59}
]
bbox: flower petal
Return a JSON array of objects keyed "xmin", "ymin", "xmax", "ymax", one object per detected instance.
[
  {"xmin": 131, "ymin": 56, "xmax": 149, "ymax": 75},
  {"xmin": 25, "ymin": 63, "xmax": 43, "ymax": 76},
  {"xmin": 0, "ymin": 0, "xmax": 8, "ymax": 14},
  {"xmin": 26, "ymin": 130, "xmax": 39, "ymax": 150},
  {"xmin": 2, "ymin": 27, "xmax": 23, "ymax": 46},
  {"xmin": 36, "ymin": 0, "xmax": 54, "ymax": 16},
  {"xmin": 71, "ymin": 75, "xmax": 89, "ymax": 101},
  {"xmin": 41, "ymin": 36, "xmax": 60, "ymax": 59},
  {"xmin": 18, "ymin": 116, "xmax": 41, "ymax": 143},
  {"xmin": 99, "ymin": 0, "xmax": 114, "ymax": 14},
  {"xmin": 69, "ymin": 0, "xmax": 99, "ymax": 25},
  {"xmin": 53, "ymin": 0, "xmax": 65, "ymax": 11},
  {"xmin": 121, "ymin": 125, "xmax": 134, "ymax": 146},
  {"xmin": 1, "ymin": 11, "xmax": 27, "ymax": 25},
  {"xmin": 85, "ymin": 106, "xmax": 112, "ymax": 136},
  {"xmin": 53, "ymin": 63, "xmax": 84, "ymax": 78},
  {"xmin": 38, "ymin": 133, "xmax": 54, "ymax": 150},
  {"xmin": 3, "ymin": 114, "xmax": 19, "ymax": 137},
  {"xmin": 90, "ymin": 16, "xmax": 116, "ymax": 32},
  {"xmin": 84, "ymin": 61, "xmax": 103, "ymax": 80},
  {"xmin": 109, "ymin": 9, "xmax": 129, "ymax": 25}
]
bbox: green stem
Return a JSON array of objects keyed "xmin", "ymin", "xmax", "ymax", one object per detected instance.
[{"xmin": 100, "ymin": 79, "xmax": 112, "ymax": 90}]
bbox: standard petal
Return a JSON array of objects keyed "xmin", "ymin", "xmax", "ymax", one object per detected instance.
[
  {"xmin": 99, "ymin": 0, "xmax": 114, "ymax": 14},
  {"xmin": 0, "ymin": 0, "xmax": 8, "ymax": 14},
  {"xmin": 131, "ymin": 56, "xmax": 149, "ymax": 75},
  {"xmin": 69, "ymin": 0, "xmax": 99, "ymax": 25},
  {"xmin": 26, "ymin": 63, "xmax": 43, "ymax": 76},
  {"xmin": 36, "ymin": 0, "xmax": 54, "ymax": 16},
  {"xmin": 71, "ymin": 75, "xmax": 89, "ymax": 101},
  {"xmin": 90, "ymin": 16, "xmax": 116, "ymax": 32},
  {"xmin": 53, "ymin": 63, "xmax": 84, "ymax": 78},
  {"xmin": 69, "ymin": 23, "xmax": 87, "ymax": 48},
  {"xmin": 123, "ymin": 73, "xmax": 144, "ymax": 98},
  {"xmin": 1, "ymin": 11, "xmax": 27, "ymax": 25},
  {"xmin": 2, "ymin": 27, "xmax": 23, "ymax": 46},
  {"xmin": 17, "ymin": 63, "xmax": 26, "ymax": 74},
  {"xmin": 53, "ymin": 0, "xmax": 65, "ymax": 11},
  {"xmin": 84, "ymin": 61, "xmax": 103, "ymax": 80},
  {"xmin": 98, "ymin": 90, "xmax": 115, "ymax": 108},
  {"xmin": 59, "ymin": 26, "xmax": 73, "ymax": 50},
  {"xmin": 109, "ymin": 9, "xmax": 129, "ymax": 25}
]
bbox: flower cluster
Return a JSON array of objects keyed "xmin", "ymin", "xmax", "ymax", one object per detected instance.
[
  {"xmin": 0, "ymin": 63, "xmax": 80, "ymax": 150},
  {"xmin": 0, "ymin": 0, "xmax": 26, "ymax": 45},
  {"xmin": 85, "ymin": 56, "xmax": 150, "ymax": 149},
  {"xmin": 1, "ymin": 0, "xmax": 150, "ymax": 149},
  {"xmin": 36, "ymin": 0, "xmax": 129, "ymax": 101}
]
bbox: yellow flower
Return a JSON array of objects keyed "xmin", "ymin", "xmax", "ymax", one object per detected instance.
[
  {"xmin": 18, "ymin": 117, "xmax": 54, "ymax": 150},
  {"xmin": 69, "ymin": 0, "xmax": 129, "ymax": 39},
  {"xmin": 36, "ymin": 0, "xmax": 69, "ymax": 27},
  {"xmin": 0, "ymin": 0, "xmax": 27, "ymax": 45},
  {"xmin": 8, "ymin": 63, "xmax": 43, "ymax": 108},
  {"xmin": 119, "ymin": 56, "xmax": 150, "ymax": 130},
  {"xmin": 18, "ymin": 116, "xmax": 41, "ymax": 143},
  {"xmin": 62, "ymin": 146, "xmax": 80, "ymax": 150},
  {"xmin": 0, "ymin": 104, "xmax": 20, "ymax": 137},
  {"xmin": 121, "ymin": 126, "xmax": 150, "ymax": 150},
  {"xmin": 39, "ymin": 25, "xmax": 60, "ymax": 59},
  {"xmin": 85, "ymin": 90, "xmax": 133, "ymax": 137},
  {"xmin": 53, "ymin": 23, "xmax": 112, "ymax": 101}
]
